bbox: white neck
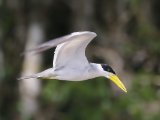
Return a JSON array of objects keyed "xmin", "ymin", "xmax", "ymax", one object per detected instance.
[
  {"xmin": 89, "ymin": 63, "xmax": 110, "ymax": 78},
  {"xmin": 89, "ymin": 63, "xmax": 104, "ymax": 76}
]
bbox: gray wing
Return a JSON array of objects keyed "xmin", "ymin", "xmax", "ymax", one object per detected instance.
[
  {"xmin": 53, "ymin": 32, "xmax": 96, "ymax": 69},
  {"xmin": 21, "ymin": 34, "xmax": 72, "ymax": 55},
  {"xmin": 22, "ymin": 31, "xmax": 96, "ymax": 69},
  {"xmin": 22, "ymin": 31, "xmax": 96, "ymax": 55}
]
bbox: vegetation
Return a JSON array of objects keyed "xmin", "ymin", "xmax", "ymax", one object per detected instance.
[{"xmin": 0, "ymin": 0, "xmax": 160, "ymax": 120}]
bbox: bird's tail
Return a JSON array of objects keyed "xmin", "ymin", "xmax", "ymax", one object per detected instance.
[
  {"xmin": 18, "ymin": 68, "xmax": 55, "ymax": 80},
  {"xmin": 17, "ymin": 73, "xmax": 40, "ymax": 80}
]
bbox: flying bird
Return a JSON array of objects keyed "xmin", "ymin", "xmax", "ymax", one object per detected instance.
[{"xmin": 19, "ymin": 31, "xmax": 127, "ymax": 93}]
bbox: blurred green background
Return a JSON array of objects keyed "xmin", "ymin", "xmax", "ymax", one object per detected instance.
[{"xmin": 0, "ymin": 0, "xmax": 160, "ymax": 120}]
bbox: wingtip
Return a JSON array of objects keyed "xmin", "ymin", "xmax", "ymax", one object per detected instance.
[
  {"xmin": 17, "ymin": 77, "xmax": 23, "ymax": 80},
  {"xmin": 17, "ymin": 76, "xmax": 27, "ymax": 80},
  {"xmin": 72, "ymin": 31, "xmax": 97, "ymax": 37}
]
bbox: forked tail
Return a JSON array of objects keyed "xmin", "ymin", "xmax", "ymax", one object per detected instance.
[
  {"xmin": 17, "ymin": 73, "xmax": 40, "ymax": 80},
  {"xmin": 17, "ymin": 68, "xmax": 55, "ymax": 80}
]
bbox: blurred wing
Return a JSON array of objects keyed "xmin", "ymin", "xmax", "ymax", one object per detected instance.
[
  {"xmin": 21, "ymin": 35, "xmax": 70, "ymax": 55},
  {"xmin": 53, "ymin": 32, "xmax": 97, "ymax": 69},
  {"xmin": 22, "ymin": 31, "xmax": 95, "ymax": 55}
]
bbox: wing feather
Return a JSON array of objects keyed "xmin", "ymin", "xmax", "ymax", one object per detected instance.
[
  {"xmin": 21, "ymin": 31, "xmax": 97, "ymax": 69},
  {"xmin": 53, "ymin": 32, "xmax": 96, "ymax": 69}
]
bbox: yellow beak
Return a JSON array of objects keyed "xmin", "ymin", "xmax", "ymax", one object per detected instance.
[{"xmin": 109, "ymin": 74, "xmax": 127, "ymax": 93}]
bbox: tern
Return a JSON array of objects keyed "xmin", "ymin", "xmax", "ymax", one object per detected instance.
[{"xmin": 19, "ymin": 31, "xmax": 127, "ymax": 93}]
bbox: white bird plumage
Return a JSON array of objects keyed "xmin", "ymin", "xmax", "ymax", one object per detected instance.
[
  {"xmin": 53, "ymin": 32, "xmax": 96, "ymax": 70},
  {"xmin": 19, "ymin": 31, "xmax": 127, "ymax": 93}
]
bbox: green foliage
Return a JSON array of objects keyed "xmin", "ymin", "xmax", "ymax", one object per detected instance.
[
  {"xmin": 1, "ymin": 0, "xmax": 160, "ymax": 119},
  {"xmin": 40, "ymin": 73, "xmax": 160, "ymax": 120}
]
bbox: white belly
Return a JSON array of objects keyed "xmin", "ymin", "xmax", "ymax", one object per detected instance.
[{"xmin": 54, "ymin": 67, "xmax": 99, "ymax": 81}]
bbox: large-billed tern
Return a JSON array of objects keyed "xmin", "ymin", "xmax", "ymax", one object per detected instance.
[{"xmin": 19, "ymin": 31, "xmax": 127, "ymax": 93}]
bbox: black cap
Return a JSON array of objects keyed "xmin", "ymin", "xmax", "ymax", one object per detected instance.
[{"xmin": 101, "ymin": 64, "xmax": 116, "ymax": 74}]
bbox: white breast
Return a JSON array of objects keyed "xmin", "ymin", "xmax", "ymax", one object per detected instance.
[{"xmin": 54, "ymin": 64, "xmax": 102, "ymax": 81}]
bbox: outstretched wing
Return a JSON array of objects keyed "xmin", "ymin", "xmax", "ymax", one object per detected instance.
[
  {"xmin": 53, "ymin": 32, "xmax": 96, "ymax": 69},
  {"xmin": 22, "ymin": 31, "xmax": 96, "ymax": 69},
  {"xmin": 22, "ymin": 33, "xmax": 76, "ymax": 55},
  {"xmin": 22, "ymin": 31, "xmax": 96, "ymax": 55}
]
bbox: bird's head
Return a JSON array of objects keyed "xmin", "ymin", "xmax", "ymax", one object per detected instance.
[{"xmin": 101, "ymin": 64, "xmax": 127, "ymax": 93}]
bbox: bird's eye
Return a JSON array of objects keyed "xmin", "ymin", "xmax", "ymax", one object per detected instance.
[{"xmin": 101, "ymin": 64, "xmax": 116, "ymax": 74}]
